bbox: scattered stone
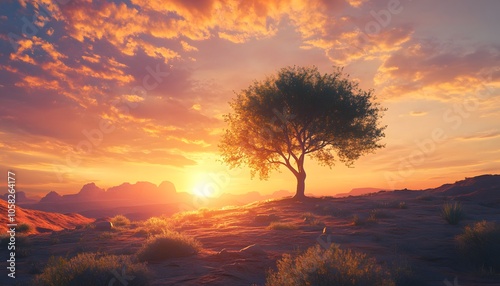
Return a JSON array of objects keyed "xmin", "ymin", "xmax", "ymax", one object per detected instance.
[
  {"xmin": 239, "ymin": 244, "xmax": 266, "ymax": 256},
  {"xmin": 322, "ymin": 226, "xmax": 332, "ymax": 235},
  {"xmin": 95, "ymin": 221, "xmax": 113, "ymax": 231}
]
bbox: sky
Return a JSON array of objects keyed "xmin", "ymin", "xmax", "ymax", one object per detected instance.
[{"xmin": 0, "ymin": 0, "xmax": 499, "ymax": 198}]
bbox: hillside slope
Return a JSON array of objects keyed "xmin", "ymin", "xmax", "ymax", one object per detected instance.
[{"xmin": 0, "ymin": 199, "xmax": 93, "ymax": 234}]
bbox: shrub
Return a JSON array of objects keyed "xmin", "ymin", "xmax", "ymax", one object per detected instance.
[
  {"xmin": 266, "ymin": 245, "xmax": 395, "ymax": 286},
  {"xmin": 442, "ymin": 202, "xmax": 464, "ymax": 225},
  {"xmin": 352, "ymin": 215, "xmax": 365, "ymax": 226},
  {"xmin": 398, "ymin": 202, "xmax": 408, "ymax": 209},
  {"xmin": 369, "ymin": 209, "xmax": 392, "ymax": 219},
  {"xmin": 301, "ymin": 212, "xmax": 324, "ymax": 226},
  {"xmin": 34, "ymin": 253, "xmax": 148, "ymax": 286},
  {"xmin": 142, "ymin": 217, "xmax": 171, "ymax": 235},
  {"xmin": 137, "ymin": 231, "xmax": 201, "ymax": 262},
  {"xmin": 456, "ymin": 221, "xmax": 500, "ymax": 273},
  {"xmin": 267, "ymin": 222, "xmax": 299, "ymax": 230},
  {"xmin": 17, "ymin": 223, "xmax": 33, "ymax": 233},
  {"xmin": 110, "ymin": 215, "xmax": 131, "ymax": 227}
]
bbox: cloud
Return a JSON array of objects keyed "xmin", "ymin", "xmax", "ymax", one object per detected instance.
[
  {"xmin": 457, "ymin": 130, "xmax": 500, "ymax": 141},
  {"xmin": 374, "ymin": 39, "xmax": 500, "ymax": 99},
  {"xmin": 409, "ymin": 111, "xmax": 427, "ymax": 116}
]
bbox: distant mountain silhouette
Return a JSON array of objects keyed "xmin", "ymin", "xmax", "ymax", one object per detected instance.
[
  {"xmin": 25, "ymin": 181, "xmax": 293, "ymax": 219},
  {"xmin": 334, "ymin": 187, "xmax": 387, "ymax": 197},
  {"xmin": 1, "ymin": 191, "xmax": 39, "ymax": 205},
  {"xmin": 30, "ymin": 181, "xmax": 180, "ymax": 215}
]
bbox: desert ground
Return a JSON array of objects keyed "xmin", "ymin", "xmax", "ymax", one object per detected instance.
[{"xmin": 1, "ymin": 175, "xmax": 500, "ymax": 285}]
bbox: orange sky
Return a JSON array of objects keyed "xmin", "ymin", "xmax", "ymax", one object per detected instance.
[{"xmin": 1, "ymin": 0, "xmax": 499, "ymax": 198}]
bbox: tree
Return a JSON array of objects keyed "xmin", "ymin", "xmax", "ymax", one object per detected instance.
[{"xmin": 219, "ymin": 66, "xmax": 386, "ymax": 199}]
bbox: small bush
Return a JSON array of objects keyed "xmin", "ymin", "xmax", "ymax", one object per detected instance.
[
  {"xmin": 442, "ymin": 202, "xmax": 464, "ymax": 225},
  {"xmin": 370, "ymin": 209, "xmax": 392, "ymax": 219},
  {"xmin": 34, "ymin": 253, "xmax": 148, "ymax": 286},
  {"xmin": 142, "ymin": 217, "xmax": 171, "ymax": 235},
  {"xmin": 98, "ymin": 232, "xmax": 115, "ymax": 240},
  {"xmin": 267, "ymin": 222, "xmax": 299, "ymax": 230},
  {"xmin": 266, "ymin": 245, "xmax": 395, "ymax": 286},
  {"xmin": 301, "ymin": 212, "xmax": 315, "ymax": 220},
  {"xmin": 17, "ymin": 223, "xmax": 33, "ymax": 233},
  {"xmin": 111, "ymin": 215, "xmax": 131, "ymax": 227},
  {"xmin": 137, "ymin": 231, "xmax": 201, "ymax": 262},
  {"xmin": 398, "ymin": 202, "xmax": 408, "ymax": 209},
  {"xmin": 456, "ymin": 221, "xmax": 500, "ymax": 273},
  {"xmin": 352, "ymin": 215, "xmax": 365, "ymax": 226},
  {"xmin": 302, "ymin": 212, "xmax": 324, "ymax": 226}
]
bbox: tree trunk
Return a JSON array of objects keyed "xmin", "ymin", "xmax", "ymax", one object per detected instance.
[{"xmin": 293, "ymin": 172, "xmax": 306, "ymax": 200}]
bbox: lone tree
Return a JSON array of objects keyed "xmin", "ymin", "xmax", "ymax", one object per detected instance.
[{"xmin": 219, "ymin": 66, "xmax": 386, "ymax": 199}]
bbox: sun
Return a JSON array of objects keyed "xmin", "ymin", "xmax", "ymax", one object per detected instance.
[{"xmin": 192, "ymin": 181, "xmax": 218, "ymax": 198}]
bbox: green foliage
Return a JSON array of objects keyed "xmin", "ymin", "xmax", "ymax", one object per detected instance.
[
  {"xmin": 110, "ymin": 215, "xmax": 131, "ymax": 227},
  {"xmin": 267, "ymin": 222, "xmax": 299, "ymax": 230},
  {"xmin": 34, "ymin": 253, "xmax": 149, "ymax": 286},
  {"xmin": 219, "ymin": 66, "xmax": 386, "ymax": 196},
  {"xmin": 266, "ymin": 245, "xmax": 394, "ymax": 286},
  {"xmin": 456, "ymin": 221, "xmax": 500, "ymax": 273},
  {"xmin": 136, "ymin": 231, "xmax": 201, "ymax": 262},
  {"xmin": 442, "ymin": 202, "xmax": 464, "ymax": 225}
]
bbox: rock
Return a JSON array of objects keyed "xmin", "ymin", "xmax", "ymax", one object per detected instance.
[
  {"xmin": 95, "ymin": 221, "xmax": 113, "ymax": 231},
  {"xmin": 322, "ymin": 226, "xmax": 332, "ymax": 235},
  {"xmin": 239, "ymin": 244, "xmax": 266, "ymax": 256}
]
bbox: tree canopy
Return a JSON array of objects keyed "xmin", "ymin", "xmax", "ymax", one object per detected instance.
[{"xmin": 219, "ymin": 66, "xmax": 386, "ymax": 199}]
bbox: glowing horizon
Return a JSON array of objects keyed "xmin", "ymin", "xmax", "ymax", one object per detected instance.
[{"xmin": 1, "ymin": 0, "xmax": 499, "ymax": 198}]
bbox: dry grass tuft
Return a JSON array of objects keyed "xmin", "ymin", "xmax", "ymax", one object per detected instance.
[
  {"xmin": 136, "ymin": 231, "xmax": 202, "ymax": 262},
  {"xmin": 266, "ymin": 244, "xmax": 395, "ymax": 286}
]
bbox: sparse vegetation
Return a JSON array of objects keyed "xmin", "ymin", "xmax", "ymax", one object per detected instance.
[
  {"xmin": 142, "ymin": 216, "xmax": 171, "ymax": 235},
  {"xmin": 136, "ymin": 231, "xmax": 201, "ymax": 262},
  {"xmin": 255, "ymin": 214, "xmax": 280, "ymax": 223},
  {"xmin": 376, "ymin": 200, "xmax": 407, "ymax": 209},
  {"xmin": 34, "ymin": 253, "xmax": 149, "ymax": 286},
  {"xmin": 17, "ymin": 223, "xmax": 33, "ymax": 233},
  {"xmin": 266, "ymin": 244, "xmax": 395, "ymax": 286},
  {"xmin": 352, "ymin": 215, "xmax": 365, "ymax": 226},
  {"xmin": 301, "ymin": 212, "xmax": 325, "ymax": 226},
  {"xmin": 369, "ymin": 209, "xmax": 392, "ymax": 219},
  {"xmin": 442, "ymin": 202, "xmax": 464, "ymax": 225},
  {"xmin": 456, "ymin": 221, "xmax": 500, "ymax": 273},
  {"xmin": 98, "ymin": 232, "xmax": 115, "ymax": 240},
  {"xmin": 111, "ymin": 215, "xmax": 131, "ymax": 227},
  {"xmin": 267, "ymin": 222, "xmax": 299, "ymax": 230}
]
